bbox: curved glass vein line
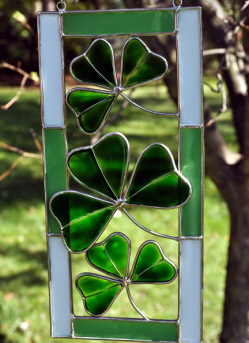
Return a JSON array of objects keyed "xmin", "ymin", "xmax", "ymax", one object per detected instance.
[
  {"xmin": 120, "ymin": 92, "xmax": 178, "ymax": 117},
  {"xmin": 122, "ymin": 208, "xmax": 179, "ymax": 241}
]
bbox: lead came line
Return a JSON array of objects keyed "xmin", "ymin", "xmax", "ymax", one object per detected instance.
[
  {"xmin": 103, "ymin": 245, "xmax": 123, "ymax": 278},
  {"xmin": 85, "ymin": 56, "xmax": 115, "ymax": 88}
]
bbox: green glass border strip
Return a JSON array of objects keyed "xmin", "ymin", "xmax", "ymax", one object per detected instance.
[
  {"xmin": 180, "ymin": 128, "xmax": 202, "ymax": 236},
  {"xmin": 62, "ymin": 10, "xmax": 176, "ymax": 36},
  {"xmin": 73, "ymin": 318, "xmax": 178, "ymax": 342},
  {"xmin": 44, "ymin": 129, "xmax": 67, "ymax": 234}
]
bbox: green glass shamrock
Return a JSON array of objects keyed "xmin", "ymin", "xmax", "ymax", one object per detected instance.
[
  {"xmin": 76, "ymin": 233, "xmax": 177, "ymax": 319},
  {"xmin": 50, "ymin": 132, "xmax": 191, "ymax": 254},
  {"xmin": 67, "ymin": 37, "xmax": 168, "ymax": 135}
]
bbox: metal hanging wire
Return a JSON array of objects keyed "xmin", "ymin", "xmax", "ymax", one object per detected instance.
[
  {"xmin": 57, "ymin": 0, "xmax": 182, "ymax": 11},
  {"xmin": 173, "ymin": 0, "xmax": 182, "ymax": 10},
  {"xmin": 57, "ymin": 0, "xmax": 66, "ymax": 11}
]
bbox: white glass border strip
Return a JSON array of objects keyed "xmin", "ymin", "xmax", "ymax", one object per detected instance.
[
  {"xmin": 178, "ymin": 8, "xmax": 202, "ymax": 125},
  {"xmin": 180, "ymin": 240, "xmax": 202, "ymax": 343},
  {"xmin": 38, "ymin": 13, "xmax": 64, "ymax": 127},
  {"xmin": 48, "ymin": 236, "xmax": 71, "ymax": 337}
]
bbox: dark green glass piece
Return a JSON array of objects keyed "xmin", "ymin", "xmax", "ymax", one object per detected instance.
[
  {"xmin": 127, "ymin": 145, "xmax": 174, "ymax": 197},
  {"xmin": 122, "ymin": 39, "xmax": 147, "ymax": 85},
  {"xmin": 131, "ymin": 243, "xmax": 176, "ymax": 283},
  {"xmin": 87, "ymin": 234, "xmax": 129, "ymax": 278},
  {"xmin": 181, "ymin": 128, "xmax": 202, "ymax": 236},
  {"xmin": 76, "ymin": 274, "xmax": 122, "ymax": 315},
  {"xmin": 93, "ymin": 134, "xmax": 128, "ymax": 198},
  {"xmin": 44, "ymin": 129, "xmax": 67, "ymax": 234},
  {"xmin": 127, "ymin": 174, "xmax": 190, "ymax": 208},
  {"xmin": 67, "ymin": 89, "xmax": 114, "ymax": 115},
  {"xmin": 71, "ymin": 40, "xmax": 116, "ymax": 88},
  {"xmin": 68, "ymin": 148, "xmax": 116, "ymax": 199},
  {"xmin": 127, "ymin": 144, "xmax": 190, "ymax": 207},
  {"xmin": 63, "ymin": 208, "xmax": 114, "ymax": 253},
  {"xmin": 86, "ymin": 39, "xmax": 116, "ymax": 87},
  {"xmin": 78, "ymin": 96, "xmax": 116, "ymax": 134},
  {"xmin": 50, "ymin": 192, "xmax": 115, "ymax": 253},
  {"xmin": 122, "ymin": 38, "xmax": 167, "ymax": 88},
  {"xmin": 62, "ymin": 10, "xmax": 176, "ymax": 36}
]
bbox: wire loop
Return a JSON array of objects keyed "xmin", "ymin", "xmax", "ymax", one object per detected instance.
[
  {"xmin": 173, "ymin": 0, "xmax": 182, "ymax": 10},
  {"xmin": 57, "ymin": 0, "xmax": 66, "ymax": 11}
]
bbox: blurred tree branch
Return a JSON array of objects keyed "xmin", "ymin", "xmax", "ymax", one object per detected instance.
[{"xmin": 0, "ymin": 62, "xmax": 39, "ymax": 110}]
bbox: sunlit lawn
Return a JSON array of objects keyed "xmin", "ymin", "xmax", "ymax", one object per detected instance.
[{"xmin": 0, "ymin": 81, "xmax": 233, "ymax": 343}]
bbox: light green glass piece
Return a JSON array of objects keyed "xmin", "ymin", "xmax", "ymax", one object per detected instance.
[
  {"xmin": 126, "ymin": 144, "xmax": 190, "ymax": 208},
  {"xmin": 50, "ymin": 192, "xmax": 115, "ymax": 253},
  {"xmin": 71, "ymin": 39, "xmax": 116, "ymax": 88},
  {"xmin": 76, "ymin": 274, "xmax": 122, "ymax": 315},
  {"xmin": 93, "ymin": 134, "xmax": 128, "ymax": 198},
  {"xmin": 131, "ymin": 243, "xmax": 176, "ymax": 283},
  {"xmin": 181, "ymin": 128, "xmax": 202, "ymax": 236},
  {"xmin": 87, "ymin": 234, "xmax": 129, "ymax": 278},
  {"xmin": 122, "ymin": 38, "xmax": 167, "ymax": 88},
  {"xmin": 44, "ymin": 129, "xmax": 67, "ymax": 234},
  {"xmin": 62, "ymin": 10, "xmax": 176, "ymax": 36}
]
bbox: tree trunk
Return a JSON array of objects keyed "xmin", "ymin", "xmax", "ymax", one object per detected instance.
[
  {"xmin": 42, "ymin": 0, "xmax": 56, "ymax": 11},
  {"xmin": 220, "ymin": 192, "xmax": 249, "ymax": 343}
]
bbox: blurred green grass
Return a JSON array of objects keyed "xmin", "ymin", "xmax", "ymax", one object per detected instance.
[{"xmin": 0, "ymin": 81, "xmax": 232, "ymax": 343}]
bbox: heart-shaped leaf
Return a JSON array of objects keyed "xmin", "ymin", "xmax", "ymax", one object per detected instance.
[
  {"xmin": 76, "ymin": 273, "xmax": 123, "ymax": 315},
  {"xmin": 67, "ymin": 88, "xmax": 116, "ymax": 134},
  {"xmin": 130, "ymin": 241, "xmax": 177, "ymax": 283},
  {"xmin": 121, "ymin": 37, "xmax": 168, "ymax": 89},
  {"xmin": 68, "ymin": 133, "xmax": 129, "ymax": 200},
  {"xmin": 126, "ymin": 144, "xmax": 191, "ymax": 208},
  {"xmin": 50, "ymin": 191, "xmax": 116, "ymax": 253},
  {"xmin": 87, "ymin": 233, "xmax": 130, "ymax": 279},
  {"xmin": 71, "ymin": 39, "xmax": 117, "ymax": 89}
]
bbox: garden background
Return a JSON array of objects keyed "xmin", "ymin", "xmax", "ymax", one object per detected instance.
[{"xmin": 1, "ymin": 1, "xmax": 248, "ymax": 343}]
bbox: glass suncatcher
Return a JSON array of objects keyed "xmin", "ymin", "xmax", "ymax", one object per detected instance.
[{"xmin": 38, "ymin": 4, "xmax": 203, "ymax": 343}]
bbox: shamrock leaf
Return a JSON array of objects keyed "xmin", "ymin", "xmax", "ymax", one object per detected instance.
[
  {"xmin": 76, "ymin": 233, "xmax": 177, "ymax": 318},
  {"xmin": 67, "ymin": 37, "xmax": 168, "ymax": 134},
  {"xmin": 50, "ymin": 132, "xmax": 191, "ymax": 253}
]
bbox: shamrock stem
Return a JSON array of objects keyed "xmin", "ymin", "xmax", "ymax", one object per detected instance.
[
  {"xmin": 120, "ymin": 92, "xmax": 178, "ymax": 117},
  {"xmin": 126, "ymin": 285, "xmax": 149, "ymax": 321}
]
